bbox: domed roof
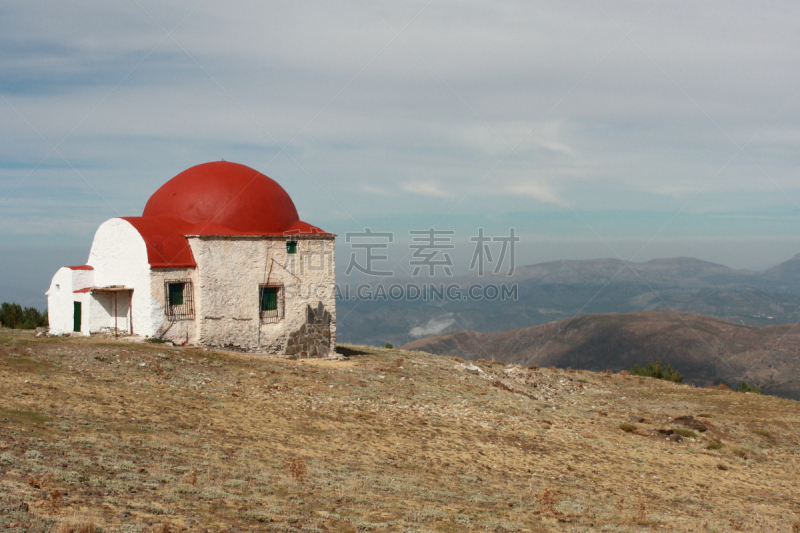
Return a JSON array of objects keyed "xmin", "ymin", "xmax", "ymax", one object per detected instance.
[
  {"xmin": 143, "ymin": 161, "xmax": 300, "ymax": 233},
  {"xmin": 120, "ymin": 161, "xmax": 331, "ymax": 268}
]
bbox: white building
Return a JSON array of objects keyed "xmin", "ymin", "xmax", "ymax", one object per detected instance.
[{"xmin": 46, "ymin": 162, "xmax": 336, "ymax": 356}]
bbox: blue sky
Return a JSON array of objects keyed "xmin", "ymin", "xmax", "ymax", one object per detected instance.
[{"xmin": 2, "ymin": 1, "xmax": 800, "ymax": 308}]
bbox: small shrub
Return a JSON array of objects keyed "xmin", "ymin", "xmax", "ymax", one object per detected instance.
[
  {"xmin": 732, "ymin": 447, "xmax": 755, "ymax": 460},
  {"xmin": 753, "ymin": 429, "xmax": 771, "ymax": 438},
  {"xmin": 242, "ymin": 510, "xmax": 272, "ymax": 522},
  {"xmin": 734, "ymin": 381, "xmax": 761, "ymax": 394},
  {"xmin": 533, "ymin": 488, "xmax": 563, "ymax": 518},
  {"xmin": 57, "ymin": 517, "xmax": 96, "ymax": 533},
  {"xmin": 630, "ymin": 357, "xmax": 683, "ymax": 383},
  {"xmin": 673, "ymin": 428, "xmax": 697, "ymax": 439},
  {"xmin": 706, "ymin": 442, "xmax": 723, "ymax": 450},
  {"xmin": 384, "ymin": 343, "xmax": 393, "ymax": 349},
  {"xmin": 635, "ymin": 498, "xmax": 647, "ymax": 523},
  {"xmin": 147, "ymin": 503, "xmax": 173, "ymax": 515},
  {"xmin": 716, "ymin": 463, "xmax": 729, "ymax": 471},
  {"xmin": 619, "ymin": 423, "xmax": 637, "ymax": 433},
  {"xmin": 288, "ymin": 456, "xmax": 307, "ymax": 483}
]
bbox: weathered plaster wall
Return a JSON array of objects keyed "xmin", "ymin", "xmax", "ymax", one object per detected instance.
[
  {"xmin": 149, "ymin": 267, "xmax": 198, "ymax": 345},
  {"xmin": 188, "ymin": 236, "xmax": 335, "ymax": 353},
  {"xmin": 87, "ymin": 218, "xmax": 159, "ymax": 337}
]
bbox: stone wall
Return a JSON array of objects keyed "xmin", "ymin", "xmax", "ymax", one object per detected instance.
[{"xmin": 285, "ymin": 302, "xmax": 333, "ymax": 357}]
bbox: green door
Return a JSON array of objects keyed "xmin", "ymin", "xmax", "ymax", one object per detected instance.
[{"xmin": 73, "ymin": 302, "xmax": 81, "ymax": 332}]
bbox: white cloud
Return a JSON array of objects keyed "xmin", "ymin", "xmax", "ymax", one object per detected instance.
[
  {"xmin": 507, "ymin": 182, "xmax": 566, "ymax": 206},
  {"xmin": 1, "ymin": 0, "xmax": 800, "ymax": 237},
  {"xmin": 409, "ymin": 315, "xmax": 456, "ymax": 338},
  {"xmin": 401, "ymin": 182, "xmax": 452, "ymax": 198}
]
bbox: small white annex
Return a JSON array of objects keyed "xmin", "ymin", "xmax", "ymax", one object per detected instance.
[{"xmin": 47, "ymin": 162, "xmax": 336, "ymax": 356}]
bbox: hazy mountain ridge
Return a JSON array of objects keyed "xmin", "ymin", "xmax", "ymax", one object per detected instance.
[
  {"xmin": 401, "ymin": 310, "xmax": 800, "ymax": 399},
  {"xmin": 337, "ymin": 253, "xmax": 800, "ymax": 347}
]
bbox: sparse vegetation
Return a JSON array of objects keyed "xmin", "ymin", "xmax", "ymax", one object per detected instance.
[
  {"xmin": 673, "ymin": 427, "xmax": 698, "ymax": 438},
  {"xmin": 630, "ymin": 357, "xmax": 683, "ymax": 383},
  {"xmin": 57, "ymin": 517, "xmax": 96, "ymax": 533},
  {"xmin": 0, "ymin": 302, "xmax": 47, "ymax": 329},
  {"xmin": 384, "ymin": 343, "xmax": 393, "ymax": 349},
  {"xmin": 287, "ymin": 455, "xmax": 307, "ymax": 483},
  {"xmin": 706, "ymin": 441, "xmax": 724, "ymax": 450},
  {"xmin": 0, "ymin": 330, "xmax": 798, "ymax": 532},
  {"xmin": 735, "ymin": 380, "xmax": 762, "ymax": 394}
]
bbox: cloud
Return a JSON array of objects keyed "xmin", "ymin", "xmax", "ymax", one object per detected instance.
[
  {"xmin": 507, "ymin": 182, "xmax": 566, "ymax": 206},
  {"xmin": 401, "ymin": 182, "xmax": 452, "ymax": 198},
  {"xmin": 409, "ymin": 315, "xmax": 456, "ymax": 338},
  {"xmin": 1, "ymin": 0, "xmax": 800, "ymax": 245}
]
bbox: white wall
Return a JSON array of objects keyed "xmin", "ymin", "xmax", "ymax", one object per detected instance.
[
  {"xmin": 46, "ymin": 267, "xmax": 96, "ymax": 335},
  {"xmin": 86, "ymin": 291, "xmax": 131, "ymax": 334},
  {"xmin": 46, "ymin": 268, "xmax": 76, "ymax": 334},
  {"xmin": 87, "ymin": 218, "xmax": 160, "ymax": 337}
]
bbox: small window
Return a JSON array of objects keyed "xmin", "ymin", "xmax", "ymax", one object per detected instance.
[
  {"xmin": 286, "ymin": 240, "xmax": 298, "ymax": 254},
  {"xmin": 261, "ymin": 287, "xmax": 278, "ymax": 311},
  {"xmin": 259, "ymin": 284, "xmax": 284, "ymax": 323},
  {"xmin": 165, "ymin": 279, "xmax": 194, "ymax": 320},
  {"xmin": 168, "ymin": 283, "xmax": 184, "ymax": 306}
]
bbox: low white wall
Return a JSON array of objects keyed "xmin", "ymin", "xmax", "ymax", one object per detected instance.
[
  {"xmin": 188, "ymin": 236, "xmax": 336, "ymax": 353},
  {"xmin": 87, "ymin": 218, "xmax": 159, "ymax": 337},
  {"xmin": 46, "ymin": 268, "xmax": 76, "ymax": 335},
  {"xmin": 46, "ymin": 267, "xmax": 96, "ymax": 335}
]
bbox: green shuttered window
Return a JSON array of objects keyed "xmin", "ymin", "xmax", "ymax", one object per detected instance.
[{"xmin": 259, "ymin": 284, "xmax": 284, "ymax": 323}]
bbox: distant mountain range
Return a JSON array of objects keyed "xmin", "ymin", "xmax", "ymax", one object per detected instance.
[
  {"xmin": 400, "ymin": 310, "xmax": 800, "ymax": 400},
  {"xmin": 337, "ymin": 253, "xmax": 800, "ymax": 347}
]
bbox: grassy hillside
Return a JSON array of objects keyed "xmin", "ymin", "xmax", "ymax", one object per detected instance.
[
  {"xmin": 401, "ymin": 311, "xmax": 800, "ymax": 400},
  {"xmin": 1, "ymin": 329, "xmax": 799, "ymax": 532}
]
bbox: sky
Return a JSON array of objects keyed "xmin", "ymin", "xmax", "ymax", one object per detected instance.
[{"xmin": 2, "ymin": 1, "xmax": 800, "ymax": 309}]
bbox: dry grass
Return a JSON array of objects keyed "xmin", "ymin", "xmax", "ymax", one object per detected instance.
[
  {"xmin": 57, "ymin": 517, "xmax": 96, "ymax": 533},
  {"xmin": 1, "ymin": 330, "xmax": 799, "ymax": 532},
  {"xmin": 287, "ymin": 456, "xmax": 307, "ymax": 483}
]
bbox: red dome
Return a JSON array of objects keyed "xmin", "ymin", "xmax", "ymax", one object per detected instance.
[
  {"xmin": 143, "ymin": 161, "xmax": 300, "ymax": 233},
  {"xmin": 122, "ymin": 162, "xmax": 331, "ymax": 268}
]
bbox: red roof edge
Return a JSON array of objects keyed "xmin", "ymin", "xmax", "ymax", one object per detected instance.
[
  {"xmin": 149, "ymin": 262, "xmax": 198, "ymax": 269},
  {"xmin": 121, "ymin": 215, "xmax": 198, "ymax": 269},
  {"xmin": 74, "ymin": 288, "xmax": 91, "ymax": 293},
  {"xmin": 67, "ymin": 265, "xmax": 94, "ymax": 270}
]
